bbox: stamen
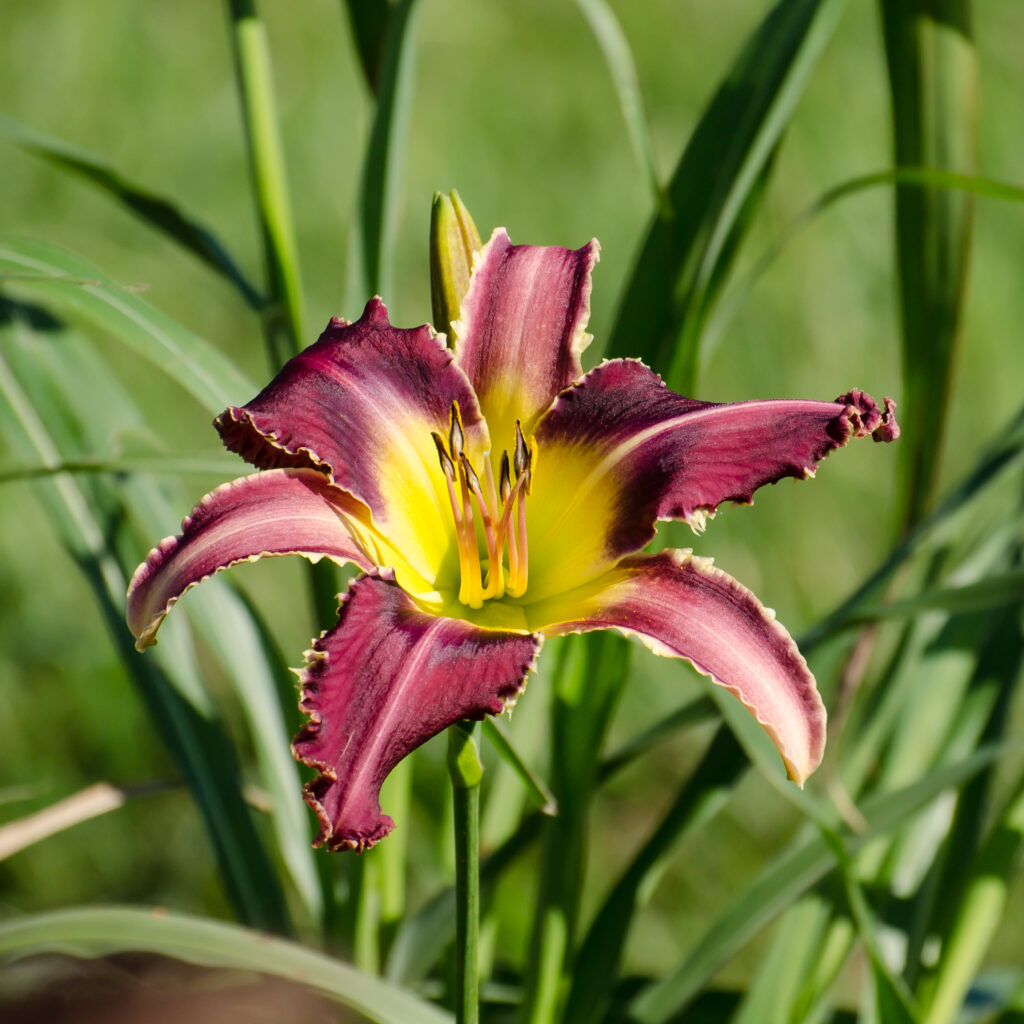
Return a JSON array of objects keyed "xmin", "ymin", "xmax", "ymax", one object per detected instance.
[
  {"xmin": 462, "ymin": 454, "xmax": 503, "ymax": 600},
  {"xmin": 433, "ymin": 431, "xmax": 477, "ymax": 602},
  {"xmin": 455, "ymin": 448, "xmax": 483, "ymax": 608},
  {"xmin": 449, "ymin": 401, "xmax": 465, "ymax": 459}
]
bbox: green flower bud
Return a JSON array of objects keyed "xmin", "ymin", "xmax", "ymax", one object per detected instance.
[{"xmin": 430, "ymin": 189, "xmax": 482, "ymax": 343}]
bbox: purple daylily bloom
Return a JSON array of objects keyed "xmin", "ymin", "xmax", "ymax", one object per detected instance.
[{"xmin": 127, "ymin": 225, "xmax": 899, "ymax": 852}]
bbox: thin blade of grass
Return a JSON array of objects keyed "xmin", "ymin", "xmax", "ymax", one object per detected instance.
[
  {"xmin": 0, "ymin": 236, "xmax": 256, "ymax": 412},
  {"xmin": 342, "ymin": 0, "xmax": 395, "ymax": 95},
  {"xmin": 704, "ymin": 167, "xmax": 1024, "ymax": 358},
  {"xmin": 881, "ymin": 0, "xmax": 978, "ymax": 529},
  {"xmin": 569, "ymin": 0, "xmax": 662, "ymax": 206},
  {"xmin": 348, "ymin": 0, "xmax": 421, "ymax": 303},
  {"xmin": 604, "ymin": 0, "xmax": 843, "ymax": 394},
  {"xmin": 481, "ymin": 718, "xmax": 557, "ymax": 817},
  {"xmin": 0, "ymin": 454, "xmax": 242, "ymax": 483},
  {"xmin": 227, "ymin": 0, "xmax": 305, "ymax": 362},
  {"xmin": 0, "ymin": 906, "xmax": 452, "ymax": 1024},
  {"xmin": 0, "ymin": 112, "xmax": 262, "ymax": 308}
]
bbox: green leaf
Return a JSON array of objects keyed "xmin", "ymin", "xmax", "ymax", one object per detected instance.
[
  {"xmin": 0, "ymin": 906, "xmax": 452, "ymax": 1024},
  {"xmin": 342, "ymin": 0, "xmax": 396, "ymax": 94},
  {"xmin": 626, "ymin": 739, "xmax": 1024, "ymax": 1023},
  {"xmin": 604, "ymin": 0, "xmax": 843, "ymax": 393},
  {"xmin": 0, "ymin": 236, "xmax": 257, "ymax": 412},
  {"xmin": 481, "ymin": 718, "xmax": 557, "ymax": 816},
  {"xmin": 0, "ymin": 112, "xmax": 262, "ymax": 308},
  {"xmin": 348, "ymin": 0, "xmax": 422, "ymax": 304},
  {"xmin": 227, "ymin": 0, "xmax": 306, "ymax": 362},
  {"xmin": 0, "ymin": 454, "xmax": 241, "ymax": 484},
  {"xmin": 880, "ymin": 0, "xmax": 978, "ymax": 529},
  {"xmin": 569, "ymin": 0, "xmax": 663, "ymax": 206}
]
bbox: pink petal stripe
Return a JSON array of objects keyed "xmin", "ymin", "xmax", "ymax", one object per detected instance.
[
  {"xmin": 536, "ymin": 359, "xmax": 899, "ymax": 559},
  {"xmin": 127, "ymin": 469, "xmax": 373, "ymax": 650},
  {"xmin": 536, "ymin": 550, "xmax": 826, "ymax": 784},
  {"xmin": 215, "ymin": 298, "xmax": 489, "ymax": 519},
  {"xmin": 293, "ymin": 571, "xmax": 542, "ymax": 852},
  {"xmin": 454, "ymin": 229, "xmax": 599, "ymax": 435}
]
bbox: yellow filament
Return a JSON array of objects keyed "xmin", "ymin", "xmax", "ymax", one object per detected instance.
[{"xmin": 457, "ymin": 461, "xmax": 484, "ymax": 608}]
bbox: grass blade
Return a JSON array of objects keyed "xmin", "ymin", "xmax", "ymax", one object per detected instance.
[
  {"xmin": 342, "ymin": 0, "xmax": 395, "ymax": 95},
  {"xmin": 481, "ymin": 718, "xmax": 557, "ymax": 817},
  {"xmin": 0, "ymin": 906, "xmax": 452, "ymax": 1024},
  {"xmin": 228, "ymin": 0, "xmax": 305, "ymax": 361},
  {"xmin": 348, "ymin": 0, "xmax": 422, "ymax": 302},
  {"xmin": 0, "ymin": 112, "xmax": 262, "ymax": 308},
  {"xmin": 880, "ymin": 0, "xmax": 978, "ymax": 529},
  {"xmin": 604, "ymin": 0, "xmax": 843, "ymax": 393},
  {"xmin": 570, "ymin": 0, "xmax": 662, "ymax": 206},
  {"xmin": 0, "ymin": 236, "xmax": 256, "ymax": 412}
]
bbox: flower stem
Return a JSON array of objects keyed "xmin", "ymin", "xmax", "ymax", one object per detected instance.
[{"xmin": 447, "ymin": 721, "xmax": 483, "ymax": 1024}]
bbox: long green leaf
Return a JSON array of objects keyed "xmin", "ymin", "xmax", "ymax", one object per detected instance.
[
  {"xmin": 704, "ymin": 167, "xmax": 1024, "ymax": 358},
  {"xmin": 0, "ymin": 906, "xmax": 451, "ymax": 1024},
  {"xmin": 881, "ymin": 0, "xmax": 978, "ymax": 529},
  {"xmin": 348, "ymin": 0, "xmax": 421, "ymax": 303},
  {"xmin": 627, "ymin": 740, "xmax": 1024, "ymax": 1023},
  {"xmin": 0, "ymin": 111, "xmax": 262, "ymax": 308},
  {"xmin": 227, "ymin": 0, "xmax": 305, "ymax": 362},
  {"xmin": 604, "ymin": 0, "xmax": 843, "ymax": 393},
  {"xmin": 570, "ymin": 0, "xmax": 662, "ymax": 206},
  {"xmin": 481, "ymin": 718, "xmax": 557, "ymax": 817},
  {"xmin": 0, "ymin": 236, "xmax": 256, "ymax": 411},
  {"xmin": 342, "ymin": 0, "xmax": 395, "ymax": 94}
]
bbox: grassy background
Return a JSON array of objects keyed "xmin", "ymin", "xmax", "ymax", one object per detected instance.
[{"xmin": 2, "ymin": 0, "xmax": 1023, "ymax": 1011}]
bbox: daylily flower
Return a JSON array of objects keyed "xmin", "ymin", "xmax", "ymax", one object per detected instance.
[{"xmin": 127, "ymin": 211, "xmax": 899, "ymax": 853}]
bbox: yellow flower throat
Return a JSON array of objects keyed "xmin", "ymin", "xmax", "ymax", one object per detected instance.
[{"xmin": 431, "ymin": 402, "xmax": 534, "ymax": 609}]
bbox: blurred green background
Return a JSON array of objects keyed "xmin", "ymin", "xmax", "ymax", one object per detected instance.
[{"xmin": 2, "ymin": 0, "xmax": 1023, "ymax": 1010}]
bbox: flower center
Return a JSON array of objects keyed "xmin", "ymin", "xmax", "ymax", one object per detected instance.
[{"xmin": 431, "ymin": 402, "xmax": 533, "ymax": 609}]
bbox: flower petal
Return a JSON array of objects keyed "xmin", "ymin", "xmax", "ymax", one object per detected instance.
[
  {"xmin": 527, "ymin": 550, "xmax": 825, "ymax": 785},
  {"xmin": 453, "ymin": 228, "xmax": 599, "ymax": 443},
  {"xmin": 127, "ymin": 468, "xmax": 374, "ymax": 650},
  {"xmin": 215, "ymin": 298, "xmax": 489, "ymax": 595},
  {"xmin": 293, "ymin": 571, "xmax": 542, "ymax": 852},
  {"xmin": 527, "ymin": 359, "xmax": 899, "ymax": 599}
]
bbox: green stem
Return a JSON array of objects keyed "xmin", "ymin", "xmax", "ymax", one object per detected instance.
[
  {"xmin": 227, "ymin": 0, "xmax": 305, "ymax": 365},
  {"xmin": 448, "ymin": 721, "xmax": 482, "ymax": 1024}
]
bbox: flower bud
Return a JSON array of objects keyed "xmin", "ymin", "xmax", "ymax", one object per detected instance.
[{"xmin": 430, "ymin": 189, "xmax": 482, "ymax": 341}]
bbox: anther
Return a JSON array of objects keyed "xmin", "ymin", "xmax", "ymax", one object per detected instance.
[
  {"xmin": 431, "ymin": 431, "xmax": 456, "ymax": 479},
  {"xmin": 499, "ymin": 451, "xmax": 511, "ymax": 503},
  {"xmin": 449, "ymin": 401, "xmax": 465, "ymax": 459}
]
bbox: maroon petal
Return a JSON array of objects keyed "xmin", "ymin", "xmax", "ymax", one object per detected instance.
[
  {"xmin": 528, "ymin": 550, "xmax": 825, "ymax": 784},
  {"xmin": 530, "ymin": 360, "xmax": 899, "ymax": 588},
  {"xmin": 127, "ymin": 469, "xmax": 374, "ymax": 650},
  {"xmin": 215, "ymin": 299, "xmax": 488, "ymax": 588},
  {"xmin": 293, "ymin": 571, "xmax": 542, "ymax": 852},
  {"xmin": 453, "ymin": 229, "xmax": 599, "ymax": 442}
]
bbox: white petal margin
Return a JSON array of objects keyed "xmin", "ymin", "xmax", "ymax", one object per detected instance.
[
  {"xmin": 525, "ymin": 548, "xmax": 826, "ymax": 785},
  {"xmin": 127, "ymin": 468, "xmax": 375, "ymax": 650}
]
